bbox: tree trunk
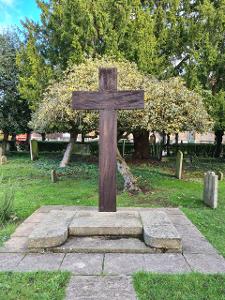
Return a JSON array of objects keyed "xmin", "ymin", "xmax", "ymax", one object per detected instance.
[
  {"xmin": 158, "ymin": 131, "xmax": 166, "ymax": 161},
  {"xmin": 1, "ymin": 132, "xmax": 9, "ymax": 156},
  {"xmin": 116, "ymin": 147, "xmax": 140, "ymax": 193},
  {"xmin": 166, "ymin": 134, "xmax": 170, "ymax": 156},
  {"xmin": 41, "ymin": 133, "xmax": 46, "ymax": 141},
  {"xmin": 214, "ymin": 130, "xmax": 224, "ymax": 158},
  {"xmin": 60, "ymin": 132, "xmax": 78, "ymax": 167},
  {"xmin": 175, "ymin": 133, "xmax": 179, "ymax": 154},
  {"xmin": 133, "ymin": 129, "xmax": 150, "ymax": 159}
]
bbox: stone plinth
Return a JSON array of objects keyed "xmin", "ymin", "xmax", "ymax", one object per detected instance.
[
  {"xmin": 26, "ymin": 208, "xmax": 182, "ymax": 253},
  {"xmin": 28, "ymin": 210, "xmax": 75, "ymax": 248},
  {"xmin": 69, "ymin": 211, "xmax": 142, "ymax": 236},
  {"xmin": 140, "ymin": 211, "xmax": 182, "ymax": 251}
]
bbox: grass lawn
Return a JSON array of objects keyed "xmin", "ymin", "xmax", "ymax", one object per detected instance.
[
  {"xmin": 0, "ymin": 152, "xmax": 225, "ymax": 258},
  {"xmin": 0, "ymin": 272, "xmax": 70, "ymax": 300},
  {"xmin": 0, "ymin": 153, "xmax": 225, "ymax": 300},
  {"xmin": 133, "ymin": 272, "xmax": 225, "ymax": 300}
]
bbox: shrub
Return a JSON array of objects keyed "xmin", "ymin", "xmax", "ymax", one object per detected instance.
[{"xmin": 0, "ymin": 186, "xmax": 16, "ymax": 225}]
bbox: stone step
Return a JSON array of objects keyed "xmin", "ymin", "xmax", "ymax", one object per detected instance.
[
  {"xmin": 69, "ymin": 211, "xmax": 142, "ymax": 236},
  {"xmin": 28, "ymin": 210, "xmax": 76, "ymax": 248},
  {"xmin": 140, "ymin": 211, "xmax": 182, "ymax": 251},
  {"xmin": 51, "ymin": 237, "xmax": 181, "ymax": 254}
]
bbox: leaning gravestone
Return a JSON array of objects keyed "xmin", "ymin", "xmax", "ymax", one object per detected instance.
[
  {"xmin": 203, "ymin": 171, "xmax": 218, "ymax": 209},
  {"xmin": 51, "ymin": 169, "xmax": 57, "ymax": 183},
  {"xmin": 175, "ymin": 150, "xmax": 183, "ymax": 179},
  {"xmin": 217, "ymin": 171, "xmax": 223, "ymax": 181},
  {"xmin": 0, "ymin": 155, "xmax": 7, "ymax": 165},
  {"xmin": 30, "ymin": 139, "xmax": 39, "ymax": 161}
]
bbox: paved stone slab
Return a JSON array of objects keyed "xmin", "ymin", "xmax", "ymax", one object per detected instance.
[
  {"xmin": 174, "ymin": 224, "xmax": 205, "ymax": 239},
  {"xmin": 2, "ymin": 237, "xmax": 28, "ymax": 252},
  {"xmin": 104, "ymin": 253, "xmax": 145, "ymax": 275},
  {"xmin": 23, "ymin": 212, "xmax": 47, "ymax": 223},
  {"xmin": 143, "ymin": 253, "xmax": 191, "ymax": 273},
  {"xmin": 28, "ymin": 210, "xmax": 76, "ymax": 248},
  {"xmin": 16, "ymin": 253, "xmax": 64, "ymax": 271},
  {"xmin": 168, "ymin": 214, "xmax": 193, "ymax": 226},
  {"xmin": 69, "ymin": 211, "xmax": 142, "ymax": 236},
  {"xmin": 66, "ymin": 276, "xmax": 137, "ymax": 300},
  {"xmin": 182, "ymin": 236, "xmax": 218, "ymax": 254},
  {"xmin": 184, "ymin": 253, "xmax": 225, "ymax": 273},
  {"xmin": 140, "ymin": 211, "xmax": 172, "ymax": 227},
  {"xmin": 53, "ymin": 237, "xmax": 162, "ymax": 254},
  {"xmin": 0, "ymin": 253, "xmax": 25, "ymax": 271},
  {"xmin": 60, "ymin": 253, "xmax": 103, "ymax": 275},
  {"xmin": 11, "ymin": 222, "xmax": 37, "ymax": 237}
]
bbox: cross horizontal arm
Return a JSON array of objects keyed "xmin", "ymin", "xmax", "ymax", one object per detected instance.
[{"xmin": 72, "ymin": 90, "xmax": 144, "ymax": 110}]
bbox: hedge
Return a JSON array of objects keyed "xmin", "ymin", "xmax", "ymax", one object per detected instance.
[{"xmin": 1, "ymin": 140, "xmax": 223, "ymax": 158}]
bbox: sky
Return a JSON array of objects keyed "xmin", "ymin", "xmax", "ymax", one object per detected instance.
[{"xmin": 0, "ymin": 0, "xmax": 41, "ymax": 30}]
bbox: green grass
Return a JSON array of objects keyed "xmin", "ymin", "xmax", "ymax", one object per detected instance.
[
  {"xmin": 1, "ymin": 153, "xmax": 225, "ymax": 299},
  {"xmin": 0, "ymin": 272, "xmax": 70, "ymax": 300},
  {"xmin": 0, "ymin": 153, "xmax": 225, "ymax": 258},
  {"xmin": 133, "ymin": 272, "xmax": 225, "ymax": 300}
]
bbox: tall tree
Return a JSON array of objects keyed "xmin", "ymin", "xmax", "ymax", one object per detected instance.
[
  {"xmin": 31, "ymin": 57, "xmax": 211, "ymax": 187},
  {"xmin": 0, "ymin": 30, "xmax": 31, "ymax": 153}
]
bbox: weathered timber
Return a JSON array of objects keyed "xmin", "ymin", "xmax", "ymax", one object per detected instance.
[
  {"xmin": 72, "ymin": 91, "xmax": 144, "ymax": 110},
  {"xmin": 72, "ymin": 67, "xmax": 144, "ymax": 212}
]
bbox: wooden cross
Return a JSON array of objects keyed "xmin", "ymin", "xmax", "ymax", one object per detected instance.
[{"xmin": 72, "ymin": 68, "xmax": 144, "ymax": 212}]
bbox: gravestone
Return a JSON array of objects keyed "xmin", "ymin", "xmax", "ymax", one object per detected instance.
[
  {"xmin": 217, "ymin": 171, "xmax": 223, "ymax": 181},
  {"xmin": 203, "ymin": 171, "xmax": 218, "ymax": 209},
  {"xmin": 0, "ymin": 155, "xmax": 7, "ymax": 165},
  {"xmin": 73, "ymin": 143, "xmax": 90, "ymax": 155},
  {"xmin": 51, "ymin": 169, "xmax": 57, "ymax": 183},
  {"xmin": 72, "ymin": 67, "xmax": 144, "ymax": 212},
  {"xmin": 30, "ymin": 139, "xmax": 39, "ymax": 161},
  {"xmin": 175, "ymin": 150, "xmax": 183, "ymax": 179}
]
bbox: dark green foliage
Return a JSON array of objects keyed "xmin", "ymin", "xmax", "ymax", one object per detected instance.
[{"xmin": 0, "ymin": 30, "xmax": 31, "ymax": 137}]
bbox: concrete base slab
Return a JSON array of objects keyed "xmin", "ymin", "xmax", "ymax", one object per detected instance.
[{"xmin": 69, "ymin": 211, "xmax": 142, "ymax": 236}]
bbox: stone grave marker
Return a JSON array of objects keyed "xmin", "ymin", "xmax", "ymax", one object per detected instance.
[
  {"xmin": 51, "ymin": 169, "xmax": 57, "ymax": 183},
  {"xmin": 175, "ymin": 150, "xmax": 183, "ymax": 179},
  {"xmin": 217, "ymin": 171, "xmax": 223, "ymax": 181},
  {"xmin": 0, "ymin": 155, "xmax": 7, "ymax": 165},
  {"xmin": 72, "ymin": 67, "xmax": 144, "ymax": 212},
  {"xmin": 203, "ymin": 171, "xmax": 218, "ymax": 209},
  {"xmin": 30, "ymin": 139, "xmax": 39, "ymax": 161}
]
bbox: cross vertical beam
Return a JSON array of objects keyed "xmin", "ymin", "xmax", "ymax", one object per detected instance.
[
  {"xmin": 99, "ymin": 68, "xmax": 117, "ymax": 212},
  {"xmin": 72, "ymin": 67, "xmax": 144, "ymax": 212}
]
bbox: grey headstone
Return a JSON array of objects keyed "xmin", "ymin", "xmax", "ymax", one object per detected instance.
[
  {"xmin": 175, "ymin": 150, "xmax": 183, "ymax": 179},
  {"xmin": 30, "ymin": 139, "xmax": 39, "ymax": 161},
  {"xmin": 0, "ymin": 155, "xmax": 7, "ymax": 165},
  {"xmin": 217, "ymin": 171, "xmax": 223, "ymax": 181},
  {"xmin": 203, "ymin": 171, "xmax": 218, "ymax": 209},
  {"xmin": 51, "ymin": 169, "xmax": 57, "ymax": 183}
]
